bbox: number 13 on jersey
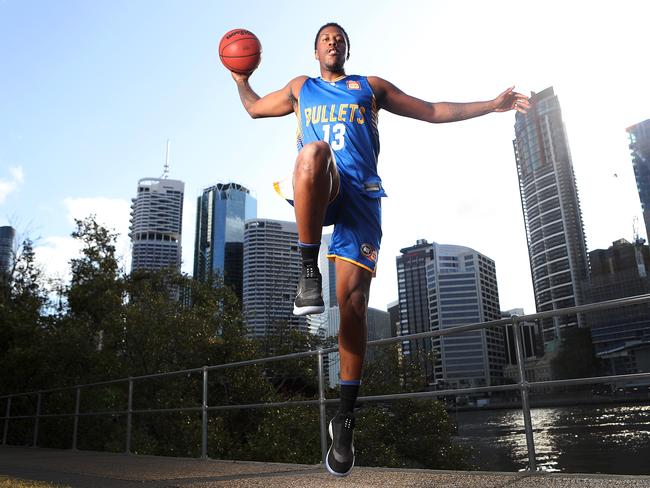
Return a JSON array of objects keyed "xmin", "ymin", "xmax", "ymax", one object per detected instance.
[{"xmin": 322, "ymin": 123, "xmax": 346, "ymax": 150}]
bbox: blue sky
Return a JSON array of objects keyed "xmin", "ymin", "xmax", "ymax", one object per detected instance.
[{"xmin": 1, "ymin": 0, "xmax": 648, "ymax": 313}]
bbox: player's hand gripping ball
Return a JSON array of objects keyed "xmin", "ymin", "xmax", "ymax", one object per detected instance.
[{"xmin": 219, "ymin": 28, "xmax": 262, "ymax": 74}]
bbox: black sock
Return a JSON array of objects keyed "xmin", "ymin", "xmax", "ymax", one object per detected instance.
[
  {"xmin": 299, "ymin": 242, "xmax": 320, "ymax": 269},
  {"xmin": 339, "ymin": 381, "xmax": 360, "ymax": 414}
]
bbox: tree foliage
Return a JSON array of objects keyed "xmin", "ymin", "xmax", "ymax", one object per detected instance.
[
  {"xmin": 0, "ymin": 216, "xmax": 467, "ymax": 469},
  {"xmin": 355, "ymin": 344, "xmax": 469, "ymax": 469}
]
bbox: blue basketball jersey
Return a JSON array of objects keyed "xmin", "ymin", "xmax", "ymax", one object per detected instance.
[{"xmin": 297, "ymin": 75, "xmax": 386, "ymax": 198}]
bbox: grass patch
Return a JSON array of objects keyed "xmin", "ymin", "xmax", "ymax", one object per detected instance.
[{"xmin": 0, "ymin": 476, "xmax": 70, "ymax": 488}]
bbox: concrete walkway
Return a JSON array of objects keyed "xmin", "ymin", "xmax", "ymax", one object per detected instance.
[{"xmin": 2, "ymin": 446, "xmax": 650, "ymax": 487}]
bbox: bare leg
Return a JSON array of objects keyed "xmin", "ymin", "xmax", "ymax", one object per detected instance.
[
  {"xmin": 335, "ymin": 259, "xmax": 372, "ymax": 381},
  {"xmin": 293, "ymin": 141, "xmax": 339, "ymax": 243}
]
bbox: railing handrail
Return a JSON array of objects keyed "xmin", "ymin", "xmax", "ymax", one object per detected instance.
[
  {"xmin": 2, "ymin": 292, "xmax": 650, "ymax": 472},
  {"xmin": 3, "ymin": 292, "xmax": 648, "ymax": 400}
]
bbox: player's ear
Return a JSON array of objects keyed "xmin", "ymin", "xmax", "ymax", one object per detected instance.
[{"xmin": 314, "ymin": 50, "xmax": 319, "ymax": 60}]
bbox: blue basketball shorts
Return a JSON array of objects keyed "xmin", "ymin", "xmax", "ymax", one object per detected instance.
[
  {"xmin": 275, "ymin": 168, "xmax": 383, "ymax": 274},
  {"xmin": 322, "ymin": 171, "xmax": 382, "ymax": 274}
]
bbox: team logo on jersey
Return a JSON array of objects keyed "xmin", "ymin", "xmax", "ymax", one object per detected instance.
[
  {"xmin": 360, "ymin": 243, "xmax": 377, "ymax": 262},
  {"xmin": 346, "ymin": 80, "xmax": 361, "ymax": 90}
]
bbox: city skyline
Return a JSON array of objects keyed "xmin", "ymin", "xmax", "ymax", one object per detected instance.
[{"xmin": 1, "ymin": 1, "xmax": 648, "ymax": 313}]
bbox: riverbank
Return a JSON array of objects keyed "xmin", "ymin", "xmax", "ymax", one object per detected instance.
[{"xmin": 448, "ymin": 395, "xmax": 650, "ymax": 412}]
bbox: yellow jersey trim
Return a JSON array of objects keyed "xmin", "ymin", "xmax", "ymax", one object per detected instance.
[
  {"xmin": 326, "ymin": 254, "xmax": 374, "ymax": 274},
  {"xmin": 295, "ymin": 95, "xmax": 303, "ymax": 148},
  {"xmin": 273, "ymin": 181, "xmax": 283, "ymax": 198}
]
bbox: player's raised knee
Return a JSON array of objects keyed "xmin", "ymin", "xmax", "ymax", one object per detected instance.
[{"xmin": 296, "ymin": 141, "xmax": 331, "ymax": 174}]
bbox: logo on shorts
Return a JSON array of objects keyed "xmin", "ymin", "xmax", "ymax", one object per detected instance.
[
  {"xmin": 360, "ymin": 243, "xmax": 377, "ymax": 263},
  {"xmin": 347, "ymin": 80, "xmax": 361, "ymax": 90}
]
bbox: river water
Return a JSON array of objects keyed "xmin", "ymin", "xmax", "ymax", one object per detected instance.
[{"xmin": 453, "ymin": 403, "xmax": 650, "ymax": 474}]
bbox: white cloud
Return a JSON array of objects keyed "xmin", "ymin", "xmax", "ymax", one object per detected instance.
[
  {"xmin": 0, "ymin": 166, "xmax": 24, "ymax": 204},
  {"xmin": 34, "ymin": 197, "xmax": 132, "ymax": 283}
]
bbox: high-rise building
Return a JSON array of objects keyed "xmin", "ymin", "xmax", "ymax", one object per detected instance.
[
  {"xmin": 129, "ymin": 177, "xmax": 184, "ymax": 272},
  {"xmin": 0, "ymin": 226, "xmax": 16, "ymax": 276},
  {"xmin": 627, "ymin": 119, "xmax": 650, "ymax": 241},
  {"xmin": 501, "ymin": 308, "xmax": 542, "ymax": 364},
  {"xmin": 325, "ymin": 306, "xmax": 391, "ymax": 388},
  {"xmin": 584, "ymin": 238, "xmax": 650, "ymax": 375},
  {"xmin": 387, "ymin": 300, "xmax": 399, "ymax": 338},
  {"xmin": 396, "ymin": 240, "xmax": 505, "ymax": 389},
  {"xmin": 193, "ymin": 182, "xmax": 256, "ymax": 301},
  {"xmin": 513, "ymin": 86, "xmax": 589, "ymax": 343},
  {"xmin": 242, "ymin": 219, "xmax": 307, "ymax": 337}
]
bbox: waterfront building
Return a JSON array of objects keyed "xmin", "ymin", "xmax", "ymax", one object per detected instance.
[
  {"xmin": 513, "ymin": 86, "xmax": 589, "ymax": 343},
  {"xmin": 396, "ymin": 239, "xmax": 505, "ymax": 389},
  {"xmin": 584, "ymin": 238, "xmax": 650, "ymax": 375},
  {"xmin": 627, "ymin": 119, "xmax": 650, "ymax": 240}
]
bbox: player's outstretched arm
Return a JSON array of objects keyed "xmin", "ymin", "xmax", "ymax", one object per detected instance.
[
  {"xmin": 368, "ymin": 77, "xmax": 530, "ymax": 123},
  {"xmin": 231, "ymin": 72, "xmax": 308, "ymax": 119}
]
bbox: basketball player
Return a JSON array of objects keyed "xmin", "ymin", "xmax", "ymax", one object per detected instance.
[{"xmin": 230, "ymin": 22, "xmax": 529, "ymax": 477}]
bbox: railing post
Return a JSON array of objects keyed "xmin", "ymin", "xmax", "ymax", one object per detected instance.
[
  {"xmin": 317, "ymin": 348, "xmax": 328, "ymax": 464},
  {"xmin": 32, "ymin": 393, "xmax": 42, "ymax": 448},
  {"xmin": 2, "ymin": 396, "xmax": 11, "ymax": 445},
  {"xmin": 126, "ymin": 378, "xmax": 133, "ymax": 454},
  {"xmin": 202, "ymin": 367, "xmax": 208, "ymax": 460},
  {"xmin": 72, "ymin": 387, "xmax": 81, "ymax": 451},
  {"xmin": 512, "ymin": 315, "xmax": 537, "ymax": 471}
]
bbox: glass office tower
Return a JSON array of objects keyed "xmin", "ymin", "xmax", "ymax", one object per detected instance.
[{"xmin": 194, "ymin": 183, "xmax": 256, "ymax": 302}]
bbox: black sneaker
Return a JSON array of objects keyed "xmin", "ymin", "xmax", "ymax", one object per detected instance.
[
  {"xmin": 293, "ymin": 263, "xmax": 324, "ymax": 315},
  {"xmin": 325, "ymin": 412, "xmax": 355, "ymax": 477}
]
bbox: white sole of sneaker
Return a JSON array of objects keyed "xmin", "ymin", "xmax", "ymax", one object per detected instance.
[
  {"xmin": 293, "ymin": 304, "xmax": 325, "ymax": 316},
  {"xmin": 325, "ymin": 419, "xmax": 354, "ymax": 477}
]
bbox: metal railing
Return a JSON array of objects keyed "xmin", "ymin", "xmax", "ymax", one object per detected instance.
[{"xmin": 2, "ymin": 293, "xmax": 650, "ymax": 471}]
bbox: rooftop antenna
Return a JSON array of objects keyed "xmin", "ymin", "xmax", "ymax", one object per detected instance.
[
  {"xmin": 161, "ymin": 140, "xmax": 170, "ymax": 179},
  {"xmin": 633, "ymin": 216, "xmax": 645, "ymax": 245},
  {"xmin": 633, "ymin": 216, "xmax": 647, "ymax": 278}
]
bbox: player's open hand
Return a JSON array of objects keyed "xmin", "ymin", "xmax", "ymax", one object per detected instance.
[{"xmin": 493, "ymin": 87, "xmax": 530, "ymax": 114}]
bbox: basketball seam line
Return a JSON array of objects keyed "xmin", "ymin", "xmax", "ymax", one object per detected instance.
[
  {"xmin": 219, "ymin": 37, "xmax": 260, "ymax": 54},
  {"xmin": 220, "ymin": 52, "xmax": 261, "ymax": 59}
]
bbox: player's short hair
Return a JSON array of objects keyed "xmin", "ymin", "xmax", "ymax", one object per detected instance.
[{"xmin": 314, "ymin": 22, "xmax": 350, "ymax": 60}]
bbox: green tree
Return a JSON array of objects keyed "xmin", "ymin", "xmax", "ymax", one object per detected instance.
[
  {"xmin": 40, "ymin": 217, "xmax": 125, "ymax": 388},
  {"xmin": 0, "ymin": 239, "xmax": 49, "ymax": 394},
  {"xmin": 354, "ymin": 344, "xmax": 469, "ymax": 469}
]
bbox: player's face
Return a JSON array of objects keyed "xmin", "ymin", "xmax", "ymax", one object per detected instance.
[{"xmin": 315, "ymin": 27, "xmax": 347, "ymax": 71}]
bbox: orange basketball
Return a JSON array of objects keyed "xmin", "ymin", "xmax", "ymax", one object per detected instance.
[{"xmin": 219, "ymin": 28, "xmax": 262, "ymax": 74}]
